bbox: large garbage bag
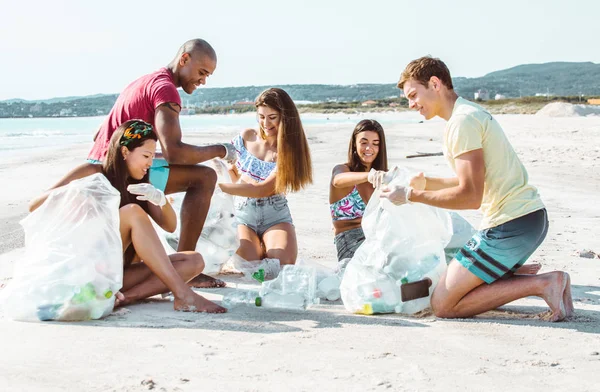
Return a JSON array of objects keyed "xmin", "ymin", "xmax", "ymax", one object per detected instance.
[
  {"xmin": 444, "ymin": 212, "xmax": 477, "ymax": 263},
  {"xmin": 155, "ymin": 159, "xmax": 239, "ymax": 275},
  {"xmin": 1, "ymin": 173, "xmax": 123, "ymax": 321},
  {"xmin": 340, "ymin": 167, "xmax": 452, "ymax": 315}
]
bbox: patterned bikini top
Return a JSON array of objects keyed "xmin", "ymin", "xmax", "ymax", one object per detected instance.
[
  {"xmin": 330, "ymin": 186, "xmax": 366, "ymax": 221},
  {"xmin": 232, "ymin": 134, "xmax": 277, "ymax": 182}
]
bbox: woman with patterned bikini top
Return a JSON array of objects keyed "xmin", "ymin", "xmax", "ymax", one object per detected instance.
[
  {"xmin": 329, "ymin": 119, "xmax": 391, "ymax": 263},
  {"xmin": 218, "ymin": 88, "xmax": 313, "ymax": 271}
]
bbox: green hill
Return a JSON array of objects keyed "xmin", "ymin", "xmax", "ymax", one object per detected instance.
[{"xmin": 1, "ymin": 62, "xmax": 599, "ymax": 118}]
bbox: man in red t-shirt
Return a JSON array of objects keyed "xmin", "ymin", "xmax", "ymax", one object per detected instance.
[{"xmin": 89, "ymin": 39, "xmax": 235, "ymax": 289}]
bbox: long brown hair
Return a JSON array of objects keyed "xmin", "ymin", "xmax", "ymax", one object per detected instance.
[
  {"xmin": 255, "ymin": 88, "xmax": 313, "ymax": 194},
  {"xmin": 347, "ymin": 119, "xmax": 388, "ymax": 172},
  {"xmin": 102, "ymin": 120, "xmax": 158, "ymax": 210}
]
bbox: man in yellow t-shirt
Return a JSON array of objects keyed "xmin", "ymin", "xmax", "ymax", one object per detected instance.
[{"xmin": 381, "ymin": 56, "xmax": 572, "ymax": 322}]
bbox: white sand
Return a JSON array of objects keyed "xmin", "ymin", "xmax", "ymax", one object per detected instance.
[
  {"xmin": 536, "ymin": 102, "xmax": 600, "ymax": 117},
  {"xmin": 1, "ymin": 113, "xmax": 599, "ymax": 391}
]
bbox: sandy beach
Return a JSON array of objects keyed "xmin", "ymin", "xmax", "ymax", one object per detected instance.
[{"xmin": 0, "ymin": 112, "xmax": 599, "ymax": 391}]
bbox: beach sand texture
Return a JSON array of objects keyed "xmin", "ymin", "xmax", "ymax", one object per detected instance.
[{"xmin": 0, "ymin": 113, "xmax": 599, "ymax": 391}]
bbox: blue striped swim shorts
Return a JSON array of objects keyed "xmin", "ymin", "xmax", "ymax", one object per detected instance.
[{"xmin": 454, "ymin": 208, "xmax": 548, "ymax": 284}]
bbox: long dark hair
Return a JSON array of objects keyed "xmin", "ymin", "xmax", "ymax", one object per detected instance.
[
  {"xmin": 255, "ymin": 88, "xmax": 313, "ymax": 193},
  {"xmin": 102, "ymin": 120, "xmax": 158, "ymax": 211},
  {"xmin": 347, "ymin": 119, "xmax": 388, "ymax": 172}
]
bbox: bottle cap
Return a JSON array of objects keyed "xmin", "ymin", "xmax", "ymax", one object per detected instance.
[
  {"xmin": 255, "ymin": 297, "xmax": 262, "ymax": 307},
  {"xmin": 401, "ymin": 278, "xmax": 409, "ymax": 284}
]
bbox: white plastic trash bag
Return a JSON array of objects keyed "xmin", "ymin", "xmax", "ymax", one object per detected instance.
[
  {"xmin": 155, "ymin": 159, "xmax": 240, "ymax": 275},
  {"xmin": 444, "ymin": 212, "xmax": 476, "ymax": 263},
  {"xmin": 259, "ymin": 264, "xmax": 319, "ymax": 310},
  {"xmin": 1, "ymin": 173, "xmax": 123, "ymax": 322},
  {"xmin": 340, "ymin": 167, "xmax": 451, "ymax": 315}
]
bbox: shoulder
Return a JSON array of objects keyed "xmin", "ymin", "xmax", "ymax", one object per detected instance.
[
  {"xmin": 80, "ymin": 162, "xmax": 104, "ymax": 176},
  {"xmin": 332, "ymin": 163, "xmax": 351, "ymax": 175},
  {"xmin": 241, "ymin": 128, "xmax": 259, "ymax": 142}
]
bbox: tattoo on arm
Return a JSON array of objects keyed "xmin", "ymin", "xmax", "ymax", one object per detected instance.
[{"xmin": 160, "ymin": 102, "xmax": 180, "ymax": 114}]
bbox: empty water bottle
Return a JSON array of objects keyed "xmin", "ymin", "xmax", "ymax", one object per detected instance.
[
  {"xmin": 259, "ymin": 291, "xmax": 307, "ymax": 310},
  {"xmin": 221, "ymin": 290, "xmax": 261, "ymax": 309}
]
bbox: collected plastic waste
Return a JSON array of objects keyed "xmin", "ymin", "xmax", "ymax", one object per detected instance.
[
  {"xmin": 223, "ymin": 254, "xmax": 281, "ymax": 282},
  {"xmin": 154, "ymin": 159, "xmax": 240, "ymax": 275},
  {"xmin": 0, "ymin": 174, "xmax": 123, "ymax": 321},
  {"xmin": 444, "ymin": 212, "xmax": 476, "ymax": 263},
  {"xmin": 222, "ymin": 264, "xmax": 319, "ymax": 311},
  {"xmin": 340, "ymin": 167, "xmax": 454, "ymax": 315},
  {"xmin": 296, "ymin": 258, "xmax": 342, "ymax": 301}
]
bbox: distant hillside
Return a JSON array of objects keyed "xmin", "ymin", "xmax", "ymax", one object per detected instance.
[
  {"xmin": 1, "ymin": 62, "xmax": 599, "ymax": 118},
  {"xmin": 453, "ymin": 62, "xmax": 600, "ymax": 98}
]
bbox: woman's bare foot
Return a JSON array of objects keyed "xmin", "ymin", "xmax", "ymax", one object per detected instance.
[
  {"xmin": 188, "ymin": 274, "xmax": 226, "ymax": 289},
  {"xmin": 563, "ymin": 273, "xmax": 574, "ymax": 318},
  {"xmin": 174, "ymin": 292, "xmax": 227, "ymax": 313},
  {"xmin": 113, "ymin": 291, "xmax": 127, "ymax": 308},
  {"xmin": 540, "ymin": 271, "xmax": 568, "ymax": 322},
  {"xmin": 515, "ymin": 263, "xmax": 542, "ymax": 275}
]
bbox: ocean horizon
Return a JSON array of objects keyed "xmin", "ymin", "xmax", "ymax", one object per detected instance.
[{"xmin": 0, "ymin": 112, "xmax": 421, "ymax": 158}]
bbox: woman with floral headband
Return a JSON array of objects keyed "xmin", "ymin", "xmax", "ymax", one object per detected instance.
[{"xmin": 29, "ymin": 120, "xmax": 226, "ymax": 314}]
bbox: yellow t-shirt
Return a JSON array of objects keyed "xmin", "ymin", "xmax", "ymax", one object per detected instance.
[{"xmin": 443, "ymin": 97, "xmax": 545, "ymax": 229}]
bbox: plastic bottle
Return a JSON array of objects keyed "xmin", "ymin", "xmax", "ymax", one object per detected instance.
[
  {"xmin": 222, "ymin": 290, "xmax": 261, "ymax": 309},
  {"xmin": 221, "ymin": 290, "xmax": 309, "ymax": 310},
  {"xmin": 356, "ymin": 278, "xmax": 401, "ymax": 314},
  {"xmin": 260, "ymin": 292, "xmax": 307, "ymax": 310}
]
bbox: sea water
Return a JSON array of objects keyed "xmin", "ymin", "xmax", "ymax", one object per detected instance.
[{"xmin": 0, "ymin": 112, "xmax": 418, "ymax": 158}]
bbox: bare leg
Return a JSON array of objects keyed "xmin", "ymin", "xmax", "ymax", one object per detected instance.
[
  {"xmin": 431, "ymin": 260, "xmax": 570, "ymax": 322},
  {"xmin": 164, "ymin": 165, "xmax": 225, "ymax": 288},
  {"xmin": 119, "ymin": 204, "xmax": 226, "ymax": 313},
  {"xmin": 118, "ymin": 252, "xmax": 205, "ymax": 306},
  {"xmin": 515, "ymin": 263, "xmax": 542, "ymax": 275},
  {"xmin": 262, "ymin": 223, "xmax": 298, "ymax": 265},
  {"xmin": 235, "ymin": 225, "xmax": 264, "ymax": 261}
]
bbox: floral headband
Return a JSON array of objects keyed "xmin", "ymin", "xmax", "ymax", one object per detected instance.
[{"xmin": 119, "ymin": 121, "xmax": 154, "ymax": 147}]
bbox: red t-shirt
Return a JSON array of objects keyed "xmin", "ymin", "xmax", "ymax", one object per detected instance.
[{"xmin": 88, "ymin": 67, "xmax": 181, "ymax": 161}]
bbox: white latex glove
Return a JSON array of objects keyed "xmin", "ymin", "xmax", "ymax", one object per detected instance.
[
  {"xmin": 368, "ymin": 167, "xmax": 399, "ymax": 189},
  {"xmin": 367, "ymin": 169, "xmax": 386, "ymax": 189},
  {"xmin": 379, "ymin": 184, "xmax": 413, "ymax": 206},
  {"xmin": 220, "ymin": 142, "xmax": 237, "ymax": 163},
  {"xmin": 127, "ymin": 183, "xmax": 167, "ymax": 207}
]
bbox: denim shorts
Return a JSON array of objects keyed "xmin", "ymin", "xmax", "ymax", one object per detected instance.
[
  {"xmin": 86, "ymin": 158, "xmax": 170, "ymax": 192},
  {"xmin": 234, "ymin": 194, "xmax": 293, "ymax": 236},
  {"xmin": 455, "ymin": 208, "xmax": 549, "ymax": 284},
  {"xmin": 334, "ymin": 227, "xmax": 366, "ymax": 261}
]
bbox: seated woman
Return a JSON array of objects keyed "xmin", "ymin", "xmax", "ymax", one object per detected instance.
[
  {"xmin": 329, "ymin": 119, "xmax": 390, "ymax": 262},
  {"xmin": 218, "ymin": 88, "xmax": 312, "ymax": 269},
  {"xmin": 29, "ymin": 120, "xmax": 226, "ymax": 313}
]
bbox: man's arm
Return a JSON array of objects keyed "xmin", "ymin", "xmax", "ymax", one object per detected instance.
[
  {"xmin": 409, "ymin": 149, "xmax": 485, "ymax": 210},
  {"xmin": 411, "ymin": 173, "xmax": 459, "ymax": 191},
  {"xmin": 154, "ymin": 103, "xmax": 227, "ymax": 165}
]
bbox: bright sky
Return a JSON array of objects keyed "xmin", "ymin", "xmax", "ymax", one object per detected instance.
[{"xmin": 0, "ymin": 0, "xmax": 597, "ymax": 100}]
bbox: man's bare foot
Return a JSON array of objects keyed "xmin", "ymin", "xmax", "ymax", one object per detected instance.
[
  {"xmin": 188, "ymin": 273, "xmax": 226, "ymax": 289},
  {"xmin": 563, "ymin": 273, "xmax": 574, "ymax": 318},
  {"xmin": 540, "ymin": 271, "xmax": 568, "ymax": 322},
  {"xmin": 174, "ymin": 292, "xmax": 227, "ymax": 313},
  {"xmin": 515, "ymin": 263, "xmax": 542, "ymax": 275}
]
